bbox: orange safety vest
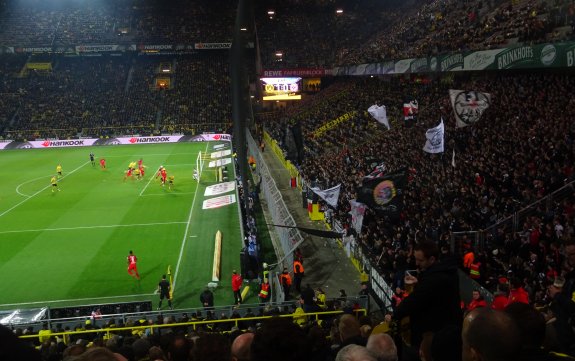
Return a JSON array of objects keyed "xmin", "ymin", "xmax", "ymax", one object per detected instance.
[
  {"xmin": 463, "ymin": 251, "xmax": 474, "ymax": 269},
  {"xmin": 280, "ymin": 273, "xmax": 292, "ymax": 286},
  {"xmin": 469, "ymin": 262, "xmax": 480, "ymax": 279},
  {"xmin": 293, "ymin": 260, "xmax": 304, "ymax": 275},
  {"xmin": 259, "ymin": 283, "xmax": 270, "ymax": 299}
]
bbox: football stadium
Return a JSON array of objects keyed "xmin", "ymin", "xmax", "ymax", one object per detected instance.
[{"xmin": 0, "ymin": 0, "xmax": 575, "ymax": 360}]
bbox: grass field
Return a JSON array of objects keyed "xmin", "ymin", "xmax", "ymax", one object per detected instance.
[{"xmin": 0, "ymin": 142, "xmax": 245, "ymax": 311}]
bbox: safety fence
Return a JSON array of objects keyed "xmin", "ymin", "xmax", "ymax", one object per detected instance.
[{"xmin": 246, "ymin": 129, "xmax": 305, "ymax": 303}]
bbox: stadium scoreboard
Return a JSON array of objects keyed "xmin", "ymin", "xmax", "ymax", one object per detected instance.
[{"xmin": 261, "ymin": 77, "xmax": 302, "ymax": 101}]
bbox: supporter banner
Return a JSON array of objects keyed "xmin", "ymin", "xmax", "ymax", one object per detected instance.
[
  {"xmin": 423, "ymin": 118, "xmax": 445, "ymax": 153},
  {"xmin": 262, "ymin": 68, "xmax": 327, "ymax": 77},
  {"xmin": 349, "ymin": 199, "xmax": 367, "ymax": 234},
  {"xmin": 210, "ymin": 149, "xmax": 232, "ymax": 158},
  {"xmin": 76, "ymin": 45, "xmax": 123, "ymax": 53},
  {"xmin": 208, "ymin": 158, "xmax": 232, "ymax": 168},
  {"xmin": 202, "ymin": 194, "xmax": 236, "ymax": 209},
  {"xmin": 204, "ymin": 181, "xmax": 236, "ymax": 196},
  {"xmin": 313, "ymin": 111, "xmax": 357, "ymax": 138},
  {"xmin": 363, "ymin": 162, "xmax": 386, "ymax": 183},
  {"xmin": 358, "ymin": 168, "xmax": 407, "ymax": 215},
  {"xmin": 194, "ymin": 43, "xmax": 232, "ymax": 50},
  {"xmin": 449, "ymin": 90, "xmax": 491, "ymax": 128},
  {"xmin": 310, "ymin": 184, "xmax": 341, "ymax": 208},
  {"xmin": 367, "ymin": 104, "xmax": 389, "ymax": 130},
  {"xmin": 403, "ymin": 99, "xmax": 418, "ymax": 121}
]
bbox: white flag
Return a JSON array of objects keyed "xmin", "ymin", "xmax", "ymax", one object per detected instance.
[
  {"xmin": 449, "ymin": 90, "xmax": 491, "ymax": 128},
  {"xmin": 310, "ymin": 184, "xmax": 341, "ymax": 208},
  {"xmin": 349, "ymin": 199, "xmax": 367, "ymax": 234},
  {"xmin": 367, "ymin": 104, "xmax": 390, "ymax": 130},
  {"xmin": 423, "ymin": 118, "xmax": 445, "ymax": 153}
]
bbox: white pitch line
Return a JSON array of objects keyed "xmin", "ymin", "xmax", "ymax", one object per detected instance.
[
  {"xmin": 140, "ymin": 192, "xmax": 195, "ymax": 197},
  {"xmin": 15, "ymin": 175, "xmax": 51, "ymax": 197},
  {"xmin": 0, "ymin": 221, "xmax": 188, "ymax": 235},
  {"xmin": 0, "ymin": 292, "xmax": 156, "ymax": 308},
  {"xmin": 0, "ymin": 161, "xmax": 90, "ymax": 219},
  {"xmin": 172, "ymin": 143, "xmax": 208, "ymax": 293},
  {"xmin": 139, "ymin": 166, "xmax": 159, "ymax": 196}
]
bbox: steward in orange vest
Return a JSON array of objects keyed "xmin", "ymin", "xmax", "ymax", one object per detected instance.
[
  {"xmin": 279, "ymin": 268, "xmax": 292, "ymax": 300},
  {"xmin": 259, "ymin": 281, "xmax": 270, "ymax": 303},
  {"xmin": 469, "ymin": 261, "xmax": 481, "ymax": 280},
  {"xmin": 293, "ymin": 259, "xmax": 305, "ymax": 293}
]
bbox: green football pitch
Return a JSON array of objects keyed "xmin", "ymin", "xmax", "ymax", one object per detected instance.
[{"xmin": 0, "ymin": 142, "xmax": 245, "ymax": 311}]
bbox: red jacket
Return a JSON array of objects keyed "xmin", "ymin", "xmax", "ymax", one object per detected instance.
[
  {"xmin": 467, "ymin": 299, "xmax": 487, "ymax": 311},
  {"xmin": 491, "ymin": 294, "xmax": 508, "ymax": 310},
  {"xmin": 232, "ymin": 274, "xmax": 243, "ymax": 291},
  {"xmin": 507, "ymin": 287, "xmax": 529, "ymax": 306}
]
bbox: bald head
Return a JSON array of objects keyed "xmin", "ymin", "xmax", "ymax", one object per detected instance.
[
  {"xmin": 336, "ymin": 344, "xmax": 377, "ymax": 361},
  {"xmin": 231, "ymin": 332, "xmax": 254, "ymax": 361},
  {"xmin": 338, "ymin": 314, "xmax": 361, "ymax": 342},
  {"xmin": 366, "ymin": 333, "xmax": 398, "ymax": 361},
  {"xmin": 462, "ymin": 308, "xmax": 520, "ymax": 361}
]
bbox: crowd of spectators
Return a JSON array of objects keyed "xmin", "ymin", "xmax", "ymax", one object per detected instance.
[
  {"xmin": 0, "ymin": 53, "xmax": 231, "ymax": 140},
  {"xmin": 0, "ymin": 0, "xmax": 573, "ymax": 69},
  {"xmin": 0, "ymin": 0, "xmax": 235, "ymax": 47}
]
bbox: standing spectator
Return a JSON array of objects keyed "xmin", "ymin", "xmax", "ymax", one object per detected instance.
[
  {"xmin": 279, "ymin": 268, "xmax": 292, "ymax": 300},
  {"xmin": 466, "ymin": 290, "xmax": 487, "ymax": 312},
  {"xmin": 157, "ymin": 274, "xmax": 173, "ymax": 310},
  {"xmin": 200, "ymin": 287, "xmax": 214, "ymax": 310},
  {"xmin": 491, "ymin": 283, "xmax": 509, "ymax": 310},
  {"xmin": 366, "ymin": 333, "xmax": 398, "ymax": 361},
  {"xmin": 547, "ymin": 276, "xmax": 575, "ymax": 356},
  {"xmin": 232, "ymin": 270, "xmax": 243, "ymax": 305},
  {"xmin": 231, "ymin": 332, "xmax": 254, "ymax": 361},
  {"xmin": 507, "ymin": 278, "xmax": 530, "ymax": 306},
  {"xmin": 462, "ymin": 308, "xmax": 521, "ymax": 361},
  {"xmin": 393, "ymin": 241, "xmax": 462, "ymax": 361},
  {"xmin": 293, "ymin": 258, "xmax": 305, "ymax": 293}
]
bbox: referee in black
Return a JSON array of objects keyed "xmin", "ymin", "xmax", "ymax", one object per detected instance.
[{"xmin": 157, "ymin": 275, "xmax": 173, "ymax": 310}]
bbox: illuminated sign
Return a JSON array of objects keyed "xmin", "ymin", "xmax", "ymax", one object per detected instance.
[{"xmin": 261, "ymin": 77, "xmax": 301, "ymax": 101}]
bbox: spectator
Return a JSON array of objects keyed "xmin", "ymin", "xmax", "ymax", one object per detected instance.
[
  {"xmin": 366, "ymin": 333, "xmax": 398, "ymax": 361},
  {"xmin": 462, "ymin": 308, "xmax": 521, "ymax": 361},
  {"xmin": 336, "ymin": 344, "xmax": 377, "ymax": 361},
  {"xmin": 231, "ymin": 332, "xmax": 254, "ymax": 361},
  {"xmin": 394, "ymin": 241, "xmax": 462, "ymax": 361},
  {"xmin": 250, "ymin": 317, "xmax": 312, "ymax": 361}
]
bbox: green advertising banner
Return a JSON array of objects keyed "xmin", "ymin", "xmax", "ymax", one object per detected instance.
[{"xmin": 332, "ymin": 41, "xmax": 575, "ymax": 76}]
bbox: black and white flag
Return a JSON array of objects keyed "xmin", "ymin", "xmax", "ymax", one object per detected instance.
[
  {"xmin": 310, "ymin": 184, "xmax": 341, "ymax": 208},
  {"xmin": 367, "ymin": 104, "xmax": 390, "ymax": 130},
  {"xmin": 423, "ymin": 118, "xmax": 445, "ymax": 153},
  {"xmin": 449, "ymin": 90, "xmax": 491, "ymax": 128}
]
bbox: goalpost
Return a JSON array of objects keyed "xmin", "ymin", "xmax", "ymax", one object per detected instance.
[{"xmin": 196, "ymin": 151, "xmax": 204, "ymax": 182}]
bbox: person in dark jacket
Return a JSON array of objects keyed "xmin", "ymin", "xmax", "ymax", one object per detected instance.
[
  {"xmin": 200, "ymin": 287, "xmax": 215, "ymax": 311},
  {"xmin": 393, "ymin": 241, "xmax": 462, "ymax": 361}
]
